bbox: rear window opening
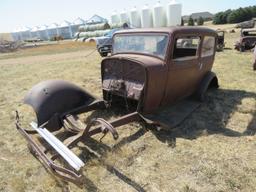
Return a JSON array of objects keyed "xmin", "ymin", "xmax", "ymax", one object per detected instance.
[{"xmin": 173, "ymin": 36, "xmax": 200, "ymax": 60}]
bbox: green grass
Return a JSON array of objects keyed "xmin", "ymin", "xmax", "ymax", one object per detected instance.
[{"xmin": 0, "ymin": 27, "xmax": 255, "ymax": 192}]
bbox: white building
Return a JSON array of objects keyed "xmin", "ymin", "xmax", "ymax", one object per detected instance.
[
  {"xmin": 48, "ymin": 23, "xmax": 60, "ymax": 39},
  {"xmin": 58, "ymin": 20, "xmax": 73, "ymax": 39},
  {"xmin": 38, "ymin": 25, "xmax": 49, "ymax": 40},
  {"xmin": 71, "ymin": 17, "xmax": 85, "ymax": 34},
  {"xmin": 86, "ymin": 15, "xmax": 108, "ymax": 25},
  {"xmin": 31, "ymin": 26, "xmax": 41, "ymax": 39},
  {"xmin": 19, "ymin": 26, "xmax": 32, "ymax": 40}
]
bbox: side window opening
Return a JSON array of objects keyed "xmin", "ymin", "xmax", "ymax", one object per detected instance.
[
  {"xmin": 173, "ymin": 36, "xmax": 200, "ymax": 60},
  {"xmin": 202, "ymin": 36, "xmax": 215, "ymax": 57}
]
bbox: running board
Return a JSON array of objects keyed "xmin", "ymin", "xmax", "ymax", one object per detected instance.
[{"xmin": 30, "ymin": 122, "xmax": 85, "ymax": 171}]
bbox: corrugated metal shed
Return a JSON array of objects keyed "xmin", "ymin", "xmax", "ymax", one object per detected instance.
[
  {"xmin": 11, "ymin": 28, "xmax": 22, "ymax": 41},
  {"xmin": 86, "ymin": 15, "xmax": 108, "ymax": 25},
  {"xmin": 31, "ymin": 26, "xmax": 41, "ymax": 39},
  {"xmin": 38, "ymin": 25, "xmax": 49, "ymax": 41},
  {"xmin": 19, "ymin": 26, "xmax": 32, "ymax": 40},
  {"xmin": 71, "ymin": 17, "xmax": 85, "ymax": 35},
  {"xmin": 48, "ymin": 23, "xmax": 60, "ymax": 39},
  {"xmin": 58, "ymin": 20, "xmax": 73, "ymax": 39}
]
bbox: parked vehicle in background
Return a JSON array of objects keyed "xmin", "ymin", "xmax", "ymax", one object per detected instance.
[
  {"xmin": 96, "ymin": 28, "xmax": 121, "ymax": 57},
  {"xmin": 216, "ymin": 30, "xmax": 225, "ymax": 51},
  {"xmin": 235, "ymin": 29, "xmax": 256, "ymax": 52}
]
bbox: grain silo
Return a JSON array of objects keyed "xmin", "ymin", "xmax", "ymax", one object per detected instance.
[
  {"xmin": 48, "ymin": 23, "xmax": 59, "ymax": 39},
  {"xmin": 141, "ymin": 5, "xmax": 153, "ymax": 28},
  {"xmin": 31, "ymin": 26, "xmax": 41, "ymax": 39},
  {"xmin": 153, "ymin": 1, "xmax": 166, "ymax": 27},
  {"xmin": 167, "ymin": 0, "xmax": 182, "ymax": 26},
  {"xmin": 130, "ymin": 7, "xmax": 141, "ymax": 28},
  {"xmin": 38, "ymin": 25, "xmax": 49, "ymax": 41},
  {"xmin": 71, "ymin": 17, "xmax": 85, "ymax": 35},
  {"xmin": 58, "ymin": 20, "xmax": 73, "ymax": 39}
]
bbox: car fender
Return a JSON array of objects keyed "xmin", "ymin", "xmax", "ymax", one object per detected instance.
[
  {"xmin": 195, "ymin": 72, "xmax": 219, "ymax": 101},
  {"xmin": 24, "ymin": 80, "xmax": 97, "ymax": 130}
]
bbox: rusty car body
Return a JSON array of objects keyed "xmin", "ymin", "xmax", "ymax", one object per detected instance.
[
  {"xmin": 16, "ymin": 27, "xmax": 219, "ymax": 185},
  {"xmin": 216, "ymin": 30, "xmax": 225, "ymax": 51},
  {"xmin": 235, "ymin": 28, "xmax": 256, "ymax": 52}
]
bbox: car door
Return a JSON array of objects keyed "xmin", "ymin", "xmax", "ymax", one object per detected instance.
[
  {"xmin": 200, "ymin": 35, "xmax": 216, "ymax": 76},
  {"xmin": 162, "ymin": 34, "xmax": 202, "ymax": 105}
]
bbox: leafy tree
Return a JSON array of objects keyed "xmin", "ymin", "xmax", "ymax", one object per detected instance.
[
  {"xmin": 213, "ymin": 9, "xmax": 232, "ymax": 24},
  {"xmin": 213, "ymin": 6, "xmax": 256, "ymax": 25},
  {"xmin": 197, "ymin": 16, "xmax": 204, "ymax": 25},
  {"xmin": 188, "ymin": 17, "xmax": 195, "ymax": 26}
]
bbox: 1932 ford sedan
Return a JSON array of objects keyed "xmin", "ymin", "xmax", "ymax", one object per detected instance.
[{"xmin": 16, "ymin": 27, "xmax": 219, "ymax": 185}]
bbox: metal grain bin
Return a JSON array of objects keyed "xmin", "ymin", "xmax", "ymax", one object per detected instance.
[
  {"xmin": 58, "ymin": 20, "xmax": 73, "ymax": 39},
  {"xmin": 71, "ymin": 18, "xmax": 85, "ymax": 35},
  {"xmin": 48, "ymin": 23, "xmax": 60, "ymax": 40},
  {"xmin": 38, "ymin": 25, "xmax": 50, "ymax": 41}
]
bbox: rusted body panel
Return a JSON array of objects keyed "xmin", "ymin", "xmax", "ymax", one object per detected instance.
[
  {"xmin": 101, "ymin": 55, "xmax": 168, "ymax": 113},
  {"xmin": 24, "ymin": 80, "xmax": 97, "ymax": 129}
]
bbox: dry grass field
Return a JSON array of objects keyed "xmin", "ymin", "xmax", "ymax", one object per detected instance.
[{"xmin": 0, "ymin": 27, "xmax": 255, "ymax": 192}]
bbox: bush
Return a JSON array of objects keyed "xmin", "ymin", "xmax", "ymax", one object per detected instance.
[
  {"xmin": 197, "ymin": 17, "xmax": 204, "ymax": 25},
  {"xmin": 188, "ymin": 17, "xmax": 195, "ymax": 26}
]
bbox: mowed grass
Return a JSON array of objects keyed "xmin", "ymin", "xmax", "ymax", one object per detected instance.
[
  {"xmin": 0, "ymin": 41, "xmax": 97, "ymax": 60},
  {"xmin": 0, "ymin": 26, "xmax": 255, "ymax": 192}
]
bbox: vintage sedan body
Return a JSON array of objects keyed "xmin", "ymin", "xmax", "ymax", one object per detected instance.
[{"xmin": 102, "ymin": 27, "xmax": 218, "ymax": 113}]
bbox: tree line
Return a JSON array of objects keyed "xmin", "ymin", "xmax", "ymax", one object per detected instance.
[
  {"xmin": 213, "ymin": 6, "xmax": 256, "ymax": 24},
  {"xmin": 183, "ymin": 16, "xmax": 205, "ymax": 26}
]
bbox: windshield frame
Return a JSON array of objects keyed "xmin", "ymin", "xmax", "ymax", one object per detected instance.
[{"xmin": 112, "ymin": 32, "xmax": 170, "ymax": 60}]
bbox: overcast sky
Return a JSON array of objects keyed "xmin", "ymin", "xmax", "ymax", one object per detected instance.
[{"xmin": 0, "ymin": 0, "xmax": 255, "ymax": 32}]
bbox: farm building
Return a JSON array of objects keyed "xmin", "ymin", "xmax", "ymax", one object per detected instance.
[
  {"xmin": 19, "ymin": 27, "xmax": 32, "ymax": 41},
  {"xmin": 71, "ymin": 17, "xmax": 86, "ymax": 35},
  {"xmin": 10, "ymin": 15, "xmax": 108, "ymax": 41},
  {"xmin": 31, "ymin": 26, "xmax": 41, "ymax": 39},
  {"xmin": 11, "ymin": 28, "xmax": 22, "ymax": 41},
  {"xmin": 48, "ymin": 23, "xmax": 60, "ymax": 39},
  {"xmin": 58, "ymin": 20, "xmax": 73, "ymax": 39},
  {"xmin": 38, "ymin": 25, "xmax": 49, "ymax": 40},
  {"xmin": 85, "ymin": 15, "xmax": 108, "ymax": 25}
]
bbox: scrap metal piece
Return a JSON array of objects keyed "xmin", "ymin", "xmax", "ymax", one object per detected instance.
[
  {"xmin": 15, "ymin": 117, "xmax": 84, "ymax": 186},
  {"xmin": 30, "ymin": 122, "xmax": 85, "ymax": 171}
]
